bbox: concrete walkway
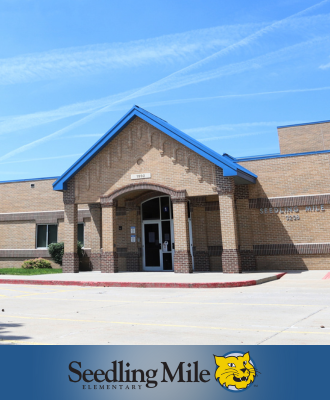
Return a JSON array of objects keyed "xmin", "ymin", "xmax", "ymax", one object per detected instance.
[{"xmin": 0, "ymin": 270, "xmax": 286, "ymax": 288}]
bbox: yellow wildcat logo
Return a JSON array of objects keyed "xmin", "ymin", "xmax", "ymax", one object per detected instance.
[{"xmin": 214, "ymin": 352, "xmax": 256, "ymax": 391}]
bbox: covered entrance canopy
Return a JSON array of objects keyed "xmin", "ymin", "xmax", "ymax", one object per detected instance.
[
  {"xmin": 53, "ymin": 106, "xmax": 257, "ymax": 274},
  {"xmin": 99, "ymin": 183, "xmax": 193, "ymax": 273}
]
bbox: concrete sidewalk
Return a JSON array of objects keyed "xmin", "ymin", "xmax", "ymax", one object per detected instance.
[{"xmin": 0, "ymin": 270, "xmax": 287, "ymax": 288}]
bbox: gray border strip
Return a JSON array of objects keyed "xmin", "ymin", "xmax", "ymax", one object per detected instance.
[
  {"xmin": 249, "ymin": 194, "xmax": 330, "ymax": 208},
  {"xmin": 0, "ymin": 249, "xmax": 51, "ymax": 257},
  {"xmin": 254, "ymin": 243, "xmax": 330, "ymax": 255},
  {"xmin": 0, "ymin": 209, "xmax": 91, "ymax": 223}
]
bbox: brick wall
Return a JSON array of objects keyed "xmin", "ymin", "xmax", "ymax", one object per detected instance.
[
  {"xmin": 240, "ymin": 154, "xmax": 330, "ymax": 199},
  {"xmin": 0, "ymin": 179, "xmax": 63, "ymax": 213},
  {"xmin": 238, "ymin": 152, "xmax": 330, "ymax": 270},
  {"xmin": 256, "ymin": 255, "xmax": 330, "ymax": 270},
  {"xmin": 74, "ymin": 117, "xmax": 218, "ymax": 204},
  {"xmin": 278, "ymin": 121, "xmax": 330, "ymax": 154},
  {"xmin": 172, "ymin": 200, "xmax": 192, "ymax": 273},
  {"xmin": 0, "ymin": 221, "xmax": 35, "ymax": 249}
]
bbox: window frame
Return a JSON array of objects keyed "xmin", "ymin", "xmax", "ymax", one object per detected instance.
[
  {"xmin": 36, "ymin": 224, "xmax": 58, "ymax": 249},
  {"xmin": 78, "ymin": 222, "xmax": 85, "ymax": 248}
]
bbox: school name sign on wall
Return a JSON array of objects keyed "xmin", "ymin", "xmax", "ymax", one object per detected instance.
[{"xmin": 259, "ymin": 205, "xmax": 325, "ymax": 220}]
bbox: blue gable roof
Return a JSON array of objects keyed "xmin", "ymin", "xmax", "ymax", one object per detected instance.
[{"xmin": 53, "ymin": 106, "xmax": 257, "ymax": 191}]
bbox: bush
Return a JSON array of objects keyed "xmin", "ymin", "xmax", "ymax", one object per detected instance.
[
  {"xmin": 48, "ymin": 242, "xmax": 83, "ymax": 266},
  {"xmin": 48, "ymin": 242, "xmax": 64, "ymax": 265},
  {"xmin": 22, "ymin": 258, "xmax": 52, "ymax": 269},
  {"xmin": 77, "ymin": 241, "xmax": 83, "ymax": 259}
]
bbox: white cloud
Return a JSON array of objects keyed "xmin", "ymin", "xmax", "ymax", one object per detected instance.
[
  {"xmin": 132, "ymin": 1, "xmax": 330, "ymax": 97},
  {"xmin": 0, "ymin": 89, "xmax": 135, "ymax": 135},
  {"xmin": 185, "ymin": 122, "xmax": 300, "ymax": 142},
  {"xmin": 0, "ymin": 38, "xmax": 324, "ymax": 162},
  {"xmin": 140, "ymin": 86, "xmax": 330, "ymax": 108},
  {"xmin": 1, "ymin": 1, "xmax": 329, "ymax": 161},
  {"xmin": 0, "ymin": 7, "xmax": 329, "ymax": 85},
  {"xmin": 185, "ymin": 122, "xmax": 290, "ymax": 135},
  {"xmin": 0, "ymin": 23, "xmax": 266, "ymax": 86},
  {"xmin": 319, "ymin": 60, "xmax": 330, "ymax": 69},
  {"xmin": 135, "ymin": 36, "xmax": 329, "ymax": 96},
  {"xmin": 2, "ymin": 85, "xmax": 329, "ymax": 137}
]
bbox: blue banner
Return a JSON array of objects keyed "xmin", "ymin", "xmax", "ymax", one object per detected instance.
[{"xmin": 1, "ymin": 345, "xmax": 325, "ymax": 399}]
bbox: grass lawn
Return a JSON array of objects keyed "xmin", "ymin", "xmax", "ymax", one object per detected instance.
[{"xmin": 0, "ymin": 268, "xmax": 62, "ymax": 275}]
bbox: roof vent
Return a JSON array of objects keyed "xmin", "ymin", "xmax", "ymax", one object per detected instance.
[{"xmin": 30, "ymin": 183, "xmax": 35, "ymax": 188}]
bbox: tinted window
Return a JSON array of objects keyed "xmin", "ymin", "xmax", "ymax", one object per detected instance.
[
  {"xmin": 37, "ymin": 225, "xmax": 47, "ymax": 248},
  {"xmin": 161, "ymin": 197, "xmax": 171, "ymax": 220},
  {"xmin": 78, "ymin": 223, "xmax": 84, "ymax": 246},
  {"xmin": 142, "ymin": 198, "xmax": 160, "ymax": 220},
  {"xmin": 48, "ymin": 225, "xmax": 58, "ymax": 245}
]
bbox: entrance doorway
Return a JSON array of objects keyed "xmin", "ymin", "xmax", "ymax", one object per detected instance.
[{"xmin": 142, "ymin": 196, "xmax": 174, "ymax": 271}]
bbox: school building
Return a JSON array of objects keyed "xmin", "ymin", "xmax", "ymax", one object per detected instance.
[{"xmin": 1, "ymin": 106, "xmax": 330, "ymax": 273}]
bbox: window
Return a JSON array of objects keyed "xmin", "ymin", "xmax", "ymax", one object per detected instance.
[
  {"xmin": 142, "ymin": 196, "xmax": 173, "ymax": 221},
  {"xmin": 142, "ymin": 197, "xmax": 160, "ymax": 220},
  {"xmin": 37, "ymin": 224, "xmax": 58, "ymax": 248},
  {"xmin": 78, "ymin": 223, "xmax": 84, "ymax": 247}
]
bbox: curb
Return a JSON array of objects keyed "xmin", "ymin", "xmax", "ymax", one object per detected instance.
[
  {"xmin": 322, "ymin": 272, "xmax": 330, "ymax": 280},
  {"xmin": 0, "ymin": 272, "xmax": 286, "ymax": 289}
]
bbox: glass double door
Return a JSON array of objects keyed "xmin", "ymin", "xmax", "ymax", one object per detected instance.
[{"xmin": 143, "ymin": 220, "xmax": 174, "ymax": 271}]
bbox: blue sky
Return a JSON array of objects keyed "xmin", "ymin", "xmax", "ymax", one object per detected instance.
[{"xmin": 0, "ymin": 0, "xmax": 330, "ymax": 181}]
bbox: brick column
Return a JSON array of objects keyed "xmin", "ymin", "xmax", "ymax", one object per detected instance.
[
  {"xmin": 172, "ymin": 198, "xmax": 193, "ymax": 273},
  {"xmin": 235, "ymin": 186, "xmax": 256, "ymax": 271},
  {"xmin": 88, "ymin": 203, "xmax": 102, "ymax": 271},
  {"xmin": 216, "ymin": 168, "xmax": 241, "ymax": 273},
  {"xmin": 101, "ymin": 201, "xmax": 118, "ymax": 273},
  {"xmin": 126, "ymin": 206, "xmax": 139, "ymax": 272},
  {"xmin": 190, "ymin": 197, "xmax": 210, "ymax": 271},
  {"xmin": 62, "ymin": 181, "xmax": 79, "ymax": 273}
]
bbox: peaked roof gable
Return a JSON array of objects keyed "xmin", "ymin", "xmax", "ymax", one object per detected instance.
[{"xmin": 53, "ymin": 106, "xmax": 257, "ymax": 191}]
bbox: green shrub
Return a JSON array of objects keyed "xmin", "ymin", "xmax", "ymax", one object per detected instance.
[
  {"xmin": 48, "ymin": 242, "xmax": 83, "ymax": 266},
  {"xmin": 22, "ymin": 258, "xmax": 52, "ymax": 269},
  {"xmin": 48, "ymin": 242, "xmax": 64, "ymax": 265},
  {"xmin": 77, "ymin": 241, "xmax": 83, "ymax": 259}
]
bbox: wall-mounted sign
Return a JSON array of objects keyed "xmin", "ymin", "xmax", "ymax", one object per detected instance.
[
  {"xmin": 260, "ymin": 205, "xmax": 325, "ymax": 214},
  {"xmin": 259, "ymin": 205, "xmax": 326, "ymax": 221},
  {"xmin": 131, "ymin": 173, "xmax": 151, "ymax": 180},
  {"xmin": 130, "ymin": 226, "xmax": 136, "ymax": 234},
  {"xmin": 131, "ymin": 235, "xmax": 136, "ymax": 243}
]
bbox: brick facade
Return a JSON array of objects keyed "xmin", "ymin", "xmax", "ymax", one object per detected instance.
[
  {"xmin": 1, "ymin": 118, "xmax": 330, "ymax": 272},
  {"xmin": 101, "ymin": 203, "xmax": 118, "ymax": 273},
  {"xmin": 278, "ymin": 121, "xmax": 330, "ymax": 154},
  {"xmin": 88, "ymin": 203, "xmax": 102, "ymax": 271},
  {"xmin": 172, "ymin": 200, "xmax": 193, "ymax": 273}
]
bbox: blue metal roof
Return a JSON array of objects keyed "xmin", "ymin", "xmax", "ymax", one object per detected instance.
[
  {"xmin": 278, "ymin": 119, "xmax": 330, "ymax": 129},
  {"xmin": 0, "ymin": 176, "xmax": 59, "ymax": 184},
  {"xmin": 53, "ymin": 106, "xmax": 257, "ymax": 191},
  {"xmin": 236, "ymin": 149, "xmax": 330, "ymax": 162}
]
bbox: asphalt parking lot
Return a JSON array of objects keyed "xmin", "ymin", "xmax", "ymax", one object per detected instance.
[{"xmin": 0, "ymin": 271, "xmax": 329, "ymax": 345}]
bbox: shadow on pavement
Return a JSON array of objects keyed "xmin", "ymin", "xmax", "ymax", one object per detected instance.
[{"xmin": 0, "ymin": 323, "xmax": 31, "ymax": 344}]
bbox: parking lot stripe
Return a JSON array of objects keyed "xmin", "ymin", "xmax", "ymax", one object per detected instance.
[
  {"xmin": 2, "ymin": 295, "xmax": 328, "ymax": 308},
  {"xmin": 5, "ymin": 314, "xmax": 330, "ymax": 336}
]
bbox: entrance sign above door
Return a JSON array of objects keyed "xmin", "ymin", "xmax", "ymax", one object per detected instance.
[{"xmin": 131, "ymin": 173, "xmax": 151, "ymax": 180}]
